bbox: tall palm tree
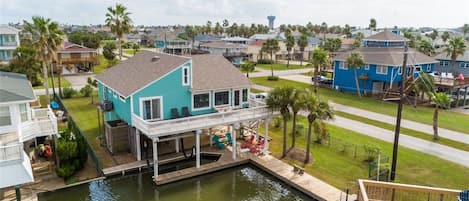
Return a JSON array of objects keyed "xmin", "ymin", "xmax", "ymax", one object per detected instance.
[
  {"xmin": 297, "ymin": 34, "xmax": 308, "ymax": 66},
  {"xmin": 240, "ymin": 62, "xmax": 255, "ymax": 77},
  {"xmin": 369, "ymin": 18, "xmax": 377, "ymax": 31},
  {"xmin": 24, "ymin": 16, "xmax": 64, "ymax": 104},
  {"xmin": 444, "ymin": 37, "xmax": 467, "ymax": 74},
  {"xmin": 463, "ymin": 24, "xmax": 469, "ymax": 37},
  {"xmin": 320, "ymin": 22, "xmax": 328, "ymax": 40},
  {"xmin": 417, "ymin": 40, "xmax": 435, "ymax": 56},
  {"xmin": 430, "ymin": 92, "xmax": 450, "ymax": 140},
  {"xmin": 261, "ymin": 39, "xmax": 280, "ymax": 77},
  {"xmin": 441, "ymin": 31, "xmax": 450, "ymax": 43},
  {"xmin": 347, "ymin": 52, "xmax": 365, "ymax": 98},
  {"xmin": 285, "ymin": 33, "xmax": 295, "ymax": 69},
  {"xmin": 311, "ymin": 48, "xmax": 329, "ymax": 95},
  {"xmin": 105, "ymin": 3, "xmax": 132, "ymax": 61},
  {"xmin": 304, "ymin": 91, "xmax": 333, "ymax": 163},
  {"xmin": 290, "ymin": 89, "xmax": 305, "ymax": 149},
  {"xmin": 266, "ymin": 86, "xmax": 295, "ymax": 158}
]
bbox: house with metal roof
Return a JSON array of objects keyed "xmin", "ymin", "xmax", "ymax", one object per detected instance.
[
  {"xmin": 333, "ymin": 31, "xmax": 438, "ymax": 96},
  {"xmin": 94, "ymin": 51, "xmax": 270, "ymax": 179},
  {"xmin": 0, "ymin": 71, "xmax": 58, "ymax": 189},
  {"xmin": 0, "ymin": 25, "xmax": 20, "ymax": 63}
]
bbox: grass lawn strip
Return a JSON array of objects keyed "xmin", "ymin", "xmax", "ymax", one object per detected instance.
[
  {"xmin": 33, "ymin": 77, "xmax": 71, "ymax": 89},
  {"xmin": 255, "ymin": 63, "xmax": 308, "ymax": 71}
]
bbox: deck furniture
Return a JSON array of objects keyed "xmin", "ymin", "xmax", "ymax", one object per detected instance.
[
  {"xmin": 293, "ymin": 164, "xmax": 305, "ymax": 175},
  {"xmin": 171, "ymin": 108, "xmax": 180, "ymax": 119},
  {"xmin": 212, "ymin": 135, "xmax": 225, "ymax": 149},
  {"xmin": 225, "ymin": 132, "xmax": 232, "ymax": 145},
  {"xmin": 181, "ymin": 106, "xmax": 192, "ymax": 117}
]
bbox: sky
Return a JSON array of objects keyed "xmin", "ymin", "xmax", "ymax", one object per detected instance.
[{"xmin": 1, "ymin": 0, "xmax": 468, "ymax": 28}]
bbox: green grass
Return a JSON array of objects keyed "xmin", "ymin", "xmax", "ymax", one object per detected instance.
[
  {"xmin": 256, "ymin": 63, "xmax": 309, "ymax": 71},
  {"xmin": 335, "ymin": 111, "xmax": 469, "ymax": 151},
  {"xmin": 33, "ymin": 77, "xmax": 71, "ymax": 89},
  {"xmin": 62, "ymin": 92, "xmax": 115, "ymax": 168},
  {"xmin": 93, "ymin": 54, "xmax": 120, "ymax": 74},
  {"xmin": 250, "ymin": 88, "xmax": 264, "ymax": 93},
  {"xmin": 251, "ymin": 77, "xmax": 469, "ymax": 134},
  {"xmin": 301, "ymin": 71, "xmax": 333, "ymax": 78},
  {"xmin": 266, "ymin": 116, "xmax": 469, "ymax": 189},
  {"xmin": 123, "ymin": 49, "xmax": 139, "ymax": 56}
]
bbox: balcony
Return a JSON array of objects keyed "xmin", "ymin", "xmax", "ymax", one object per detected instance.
[
  {"xmin": 131, "ymin": 100, "xmax": 270, "ymax": 138},
  {"xmin": 0, "ymin": 143, "xmax": 22, "ymax": 163},
  {"xmin": 433, "ymin": 75, "xmax": 469, "ymax": 87},
  {"xmin": 223, "ymin": 52, "xmax": 247, "ymax": 58},
  {"xmin": 166, "ymin": 44, "xmax": 191, "ymax": 49},
  {"xmin": 20, "ymin": 108, "xmax": 58, "ymax": 142},
  {"xmin": 357, "ymin": 179, "xmax": 462, "ymax": 201},
  {"xmin": 58, "ymin": 57, "xmax": 97, "ymax": 64},
  {"xmin": 1, "ymin": 42, "xmax": 18, "ymax": 47}
]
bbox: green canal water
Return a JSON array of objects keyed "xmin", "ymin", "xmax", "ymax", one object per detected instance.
[{"xmin": 39, "ymin": 165, "xmax": 316, "ymax": 201}]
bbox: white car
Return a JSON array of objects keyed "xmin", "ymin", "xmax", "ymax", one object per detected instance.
[{"xmin": 250, "ymin": 92, "xmax": 268, "ymax": 102}]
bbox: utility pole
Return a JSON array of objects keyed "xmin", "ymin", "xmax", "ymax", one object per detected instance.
[{"xmin": 390, "ymin": 45, "xmax": 408, "ymax": 181}]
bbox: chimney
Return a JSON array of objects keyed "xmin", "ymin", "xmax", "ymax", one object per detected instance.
[{"xmin": 151, "ymin": 56, "xmax": 160, "ymax": 62}]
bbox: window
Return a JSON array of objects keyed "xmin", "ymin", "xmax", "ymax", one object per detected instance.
[
  {"xmin": 214, "ymin": 91, "xmax": 229, "ymax": 106},
  {"xmin": 0, "ymin": 106, "xmax": 11, "ymax": 126},
  {"xmin": 439, "ymin": 61, "xmax": 449, "ymax": 66},
  {"xmin": 104, "ymin": 87, "xmax": 109, "ymax": 100},
  {"xmin": 397, "ymin": 66, "xmax": 402, "ymax": 75},
  {"xmin": 234, "ymin": 90, "xmax": 240, "ymax": 106},
  {"xmin": 414, "ymin": 66, "xmax": 421, "ymax": 72},
  {"xmin": 19, "ymin": 103, "xmax": 28, "ymax": 122},
  {"xmin": 193, "ymin": 93, "xmax": 210, "ymax": 109},
  {"xmin": 141, "ymin": 97, "xmax": 162, "ymax": 120},
  {"xmin": 242, "ymin": 89, "xmax": 248, "ymax": 102},
  {"xmin": 427, "ymin": 65, "xmax": 432, "ymax": 72},
  {"xmin": 339, "ymin": 61, "xmax": 348, "ymax": 70},
  {"xmin": 182, "ymin": 66, "xmax": 189, "ymax": 86},
  {"xmin": 364, "ymin": 64, "xmax": 370, "ymax": 70},
  {"xmin": 459, "ymin": 62, "xmax": 469, "ymax": 68},
  {"xmin": 376, "ymin": 65, "xmax": 388, "ymax": 75}
]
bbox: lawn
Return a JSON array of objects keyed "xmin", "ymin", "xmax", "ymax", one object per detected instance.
[
  {"xmin": 123, "ymin": 49, "xmax": 139, "ymax": 56},
  {"xmin": 33, "ymin": 76, "xmax": 71, "ymax": 89},
  {"xmin": 266, "ymin": 116, "xmax": 469, "ymax": 190},
  {"xmin": 250, "ymin": 88, "xmax": 264, "ymax": 93},
  {"xmin": 251, "ymin": 77, "xmax": 469, "ymax": 134},
  {"xmin": 93, "ymin": 54, "xmax": 120, "ymax": 74},
  {"xmin": 62, "ymin": 92, "xmax": 115, "ymax": 168},
  {"xmin": 256, "ymin": 63, "xmax": 310, "ymax": 71}
]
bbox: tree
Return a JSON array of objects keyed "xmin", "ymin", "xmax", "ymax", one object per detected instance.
[
  {"xmin": 261, "ymin": 39, "xmax": 280, "ymax": 77},
  {"xmin": 430, "ymin": 92, "xmax": 450, "ymax": 140},
  {"xmin": 266, "ymin": 86, "xmax": 295, "ymax": 158},
  {"xmin": 320, "ymin": 38, "xmax": 342, "ymax": 53},
  {"xmin": 297, "ymin": 34, "xmax": 308, "ymax": 66},
  {"xmin": 24, "ymin": 16, "xmax": 64, "ymax": 105},
  {"xmin": 428, "ymin": 30, "xmax": 438, "ymax": 41},
  {"xmin": 87, "ymin": 77, "xmax": 98, "ymax": 104},
  {"xmin": 205, "ymin": 20, "xmax": 212, "ymax": 34},
  {"xmin": 68, "ymin": 31, "xmax": 103, "ymax": 49},
  {"xmin": 184, "ymin": 25, "xmax": 197, "ymax": 45},
  {"xmin": 222, "ymin": 19, "xmax": 229, "ymax": 33},
  {"xmin": 441, "ymin": 31, "xmax": 450, "ymax": 43},
  {"xmin": 132, "ymin": 43, "xmax": 139, "ymax": 55},
  {"xmin": 343, "ymin": 24, "xmax": 352, "ymax": 38},
  {"xmin": 404, "ymin": 31, "xmax": 417, "ymax": 48},
  {"xmin": 290, "ymin": 89, "xmax": 305, "ymax": 149},
  {"xmin": 240, "ymin": 62, "xmax": 255, "ymax": 77},
  {"xmin": 7, "ymin": 39, "xmax": 42, "ymax": 86},
  {"xmin": 463, "ymin": 24, "xmax": 469, "ymax": 37},
  {"xmin": 105, "ymin": 3, "xmax": 133, "ymax": 61},
  {"xmin": 369, "ymin": 18, "xmax": 377, "ymax": 31},
  {"xmin": 417, "ymin": 40, "xmax": 435, "ymax": 56},
  {"xmin": 285, "ymin": 33, "xmax": 295, "ymax": 68},
  {"xmin": 320, "ymin": 22, "xmax": 328, "ymax": 40},
  {"xmin": 444, "ymin": 37, "xmax": 467, "ymax": 74},
  {"xmin": 347, "ymin": 52, "xmax": 365, "ymax": 98},
  {"xmin": 304, "ymin": 91, "xmax": 334, "ymax": 163},
  {"xmin": 214, "ymin": 22, "xmax": 223, "ymax": 35},
  {"xmin": 103, "ymin": 42, "xmax": 117, "ymax": 60},
  {"xmin": 311, "ymin": 48, "xmax": 329, "ymax": 94}
]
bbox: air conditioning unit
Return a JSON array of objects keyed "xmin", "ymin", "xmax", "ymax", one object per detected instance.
[{"xmin": 102, "ymin": 100, "xmax": 113, "ymax": 112}]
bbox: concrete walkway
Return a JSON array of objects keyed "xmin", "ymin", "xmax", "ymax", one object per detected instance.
[{"xmin": 250, "ymin": 68, "xmax": 312, "ymax": 78}]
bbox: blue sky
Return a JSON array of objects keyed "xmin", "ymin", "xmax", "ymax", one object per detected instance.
[{"xmin": 1, "ymin": 0, "xmax": 468, "ymax": 28}]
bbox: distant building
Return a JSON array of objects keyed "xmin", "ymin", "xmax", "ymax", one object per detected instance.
[
  {"xmin": 434, "ymin": 49, "xmax": 469, "ymax": 76},
  {"xmin": 0, "ymin": 25, "xmax": 20, "ymax": 63},
  {"xmin": 221, "ymin": 37, "xmax": 251, "ymax": 45},
  {"xmin": 57, "ymin": 42, "xmax": 98, "ymax": 75},
  {"xmin": 199, "ymin": 41, "xmax": 247, "ymax": 66},
  {"xmin": 267, "ymin": 16, "xmax": 276, "ymax": 30},
  {"xmin": 250, "ymin": 33, "xmax": 285, "ymax": 41}
]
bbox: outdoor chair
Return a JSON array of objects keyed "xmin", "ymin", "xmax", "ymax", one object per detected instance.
[
  {"xmin": 171, "ymin": 108, "xmax": 180, "ymax": 119},
  {"xmin": 459, "ymin": 190, "xmax": 469, "ymax": 201},
  {"xmin": 225, "ymin": 132, "xmax": 233, "ymax": 145},
  {"xmin": 212, "ymin": 135, "xmax": 225, "ymax": 150},
  {"xmin": 181, "ymin": 106, "xmax": 192, "ymax": 117}
]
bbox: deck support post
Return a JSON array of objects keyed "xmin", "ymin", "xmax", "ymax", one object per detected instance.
[
  {"xmin": 153, "ymin": 138, "xmax": 158, "ymax": 179},
  {"xmin": 209, "ymin": 128, "xmax": 213, "ymax": 146},
  {"xmin": 464, "ymin": 86, "xmax": 468, "ymax": 106},
  {"xmin": 136, "ymin": 129, "xmax": 141, "ymax": 161},
  {"xmin": 264, "ymin": 118, "xmax": 270, "ymax": 153},
  {"xmin": 175, "ymin": 137, "xmax": 179, "ymax": 153},
  {"xmin": 232, "ymin": 124, "xmax": 238, "ymax": 160},
  {"xmin": 196, "ymin": 130, "xmax": 201, "ymax": 168}
]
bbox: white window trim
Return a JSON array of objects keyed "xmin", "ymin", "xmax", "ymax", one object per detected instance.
[
  {"xmin": 232, "ymin": 88, "xmax": 245, "ymax": 107},
  {"xmin": 214, "ymin": 90, "xmax": 231, "ymax": 107},
  {"xmin": 376, "ymin": 65, "xmax": 388, "ymax": 75},
  {"xmin": 182, "ymin": 66, "xmax": 190, "ymax": 86},
  {"xmin": 339, "ymin": 61, "xmax": 348, "ymax": 70},
  {"xmin": 192, "ymin": 92, "xmax": 211, "ymax": 111},
  {"xmin": 364, "ymin": 64, "xmax": 370, "ymax": 70},
  {"xmin": 139, "ymin": 96, "xmax": 164, "ymax": 121},
  {"xmin": 241, "ymin": 88, "xmax": 249, "ymax": 103}
]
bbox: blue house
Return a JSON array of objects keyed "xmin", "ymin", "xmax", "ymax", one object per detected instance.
[
  {"xmin": 333, "ymin": 31, "xmax": 437, "ymax": 96},
  {"xmin": 434, "ymin": 49, "xmax": 469, "ymax": 76},
  {"xmin": 95, "ymin": 51, "xmax": 270, "ymax": 179}
]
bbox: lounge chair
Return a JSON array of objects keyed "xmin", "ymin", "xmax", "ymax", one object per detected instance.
[
  {"xmin": 181, "ymin": 106, "xmax": 192, "ymax": 117},
  {"xmin": 459, "ymin": 190, "xmax": 469, "ymax": 201},
  {"xmin": 225, "ymin": 132, "xmax": 232, "ymax": 145},
  {"xmin": 212, "ymin": 135, "xmax": 225, "ymax": 149},
  {"xmin": 171, "ymin": 108, "xmax": 180, "ymax": 119}
]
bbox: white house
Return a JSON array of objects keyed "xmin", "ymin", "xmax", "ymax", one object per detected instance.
[{"xmin": 0, "ymin": 25, "xmax": 20, "ymax": 63}]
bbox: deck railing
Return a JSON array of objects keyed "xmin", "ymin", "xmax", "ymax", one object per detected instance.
[
  {"xmin": 0, "ymin": 143, "xmax": 22, "ymax": 162},
  {"xmin": 357, "ymin": 179, "xmax": 462, "ymax": 201},
  {"xmin": 433, "ymin": 75, "xmax": 469, "ymax": 87},
  {"xmin": 132, "ymin": 104, "xmax": 270, "ymax": 137},
  {"xmin": 20, "ymin": 108, "xmax": 58, "ymax": 142}
]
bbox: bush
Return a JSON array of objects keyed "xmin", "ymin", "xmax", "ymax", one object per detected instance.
[
  {"xmin": 80, "ymin": 85, "xmax": 93, "ymax": 97},
  {"xmin": 62, "ymin": 87, "xmax": 77, "ymax": 99},
  {"xmin": 257, "ymin": 59, "xmax": 274, "ymax": 64},
  {"xmin": 55, "ymin": 128, "xmax": 88, "ymax": 179},
  {"xmin": 103, "ymin": 42, "xmax": 116, "ymax": 60},
  {"xmin": 56, "ymin": 164, "xmax": 75, "ymax": 179},
  {"xmin": 294, "ymin": 124, "xmax": 304, "ymax": 136},
  {"xmin": 271, "ymin": 116, "xmax": 282, "ymax": 128},
  {"xmin": 267, "ymin": 76, "xmax": 279, "ymax": 81},
  {"xmin": 364, "ymin": 145, "xmax": 380, "ymax": 162}
]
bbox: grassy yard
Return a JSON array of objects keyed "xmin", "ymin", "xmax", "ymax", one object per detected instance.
[
  {"xmin": 33, "ymin": 77, "xmax": 71, "ymax": 89},
  {"xmin": 256, "ymin": 63, "xmax": 309, "ymax": 71},
  {"xmin": 93, "ymin": 54, "xmax": 120, "ymax": 74},
  {"xmin": 251, "ymin": 77, "xmax": 469, "ymax": 134},
  {"xmin": 250, "ymin": 88, "xmax": 264, "ymax": 93},
  {"xmin": 266, "ymin": 116, "xmax": 469, "ymax": 189},
  {"xmin": 62, "ymin": 93, "xmax": 115, "ymax": 168},
  {"xmin": 123, "ymin": 49, "xmax": 139, "ymax": 56}
]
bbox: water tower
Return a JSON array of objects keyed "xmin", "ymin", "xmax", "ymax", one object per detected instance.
[{"xmin": 267, "ymin": 15, "xmax": 276, "ymax": 30}]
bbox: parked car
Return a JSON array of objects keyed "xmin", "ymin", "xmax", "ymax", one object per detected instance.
[
  {"xmin": 311, "ymin": 75, "xmax": 333, "ymax": 84},
  {"xmin": 249, "ymin": 92, "xmax": 268, "ymax": 102}
]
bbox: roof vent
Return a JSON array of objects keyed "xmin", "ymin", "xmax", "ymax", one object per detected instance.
[{"xmin": 151, "ymin": 56, "xmax": 160, "ymax": 62}]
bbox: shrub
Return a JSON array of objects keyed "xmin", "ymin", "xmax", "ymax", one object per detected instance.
[
  {"xmin": 80, "ymin": 85, "xmax": 93, "ymax": 97},
  {"xmin": 294, "ymin": 124, "xmax": 304, "ymax": 136},
  {"xmin": 56, "ymin": 164, "xmax": 75, "ymax": 179},
  {"xmin": 55, "ymin": 128, "xmax": 88, "ymax": 179},
  {"xmin": 62, "ymin": 87, "xmax": 77, "ymax": 99},
  {"xmin": 257, "ymin": 59, "xmax": 274, "ymax": 64},
  {"xmin": 364, "ymin": 145, "xmax": 380, "ymax": 162},
  {"xmin": 271, "ymin": 116, "xmax": 282, "ymax": 128},
  {"xmin": 267, "ymin": 76, "xmax": 279, "ymax": 81}
]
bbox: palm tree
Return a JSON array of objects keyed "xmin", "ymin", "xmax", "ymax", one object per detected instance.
[
  {"xmin": 428, "ymin": 30, "xmax": 439, "ymax": 41},
  {"xmin": 24, "ymin": 16, "xmax": 64, "ymax": 104},
  {"xmin": 369, "ymin": 18, "xmax": 377, "ymax": 31},
  {"xmin": 311, "ymin": 48, "xmax": 329, "ymax": 94},
  {"xmin": 222, "ymin": 19, "xmax": 229, "ymax": 34},
  {"xmin": 105, "ymin": 3, "xmax": 133, "ymax": 61},
  {"xmin": 417, "ymin": 40, "xmax": 435, "ymax": 56},
  {"xmin": 290, "ymin": 89, "xmax": 305, "ymax": 149},
  {"xmin": 297, "ymin": 34, "xmax": 308, "ymax": 66},
  {"xmin": 320, "ymin": 22, "xmax": 328, "ymax": 40},
  {"xmin": 261, "ymin": 39, "xmax": 280, "ymax": 77},
  {"xmin": 343, "ymin": 24, "xmax": 352, "ymax": 38},
  {"xmin": 441, "ymin": 31, "xmax": 450, "ymax": 43},
  {"xmin": 266, "ymin": 86, "xmax": 295, "ymax": 158},
  {"xmin": 463, "ymin": 24, "xmax": 469, "ymax": 37},
  {"xmin": 304, "ymin": 91, "xmax": 333, "ymax": 163},
  {"xmin": 444, "ymin": 37, "xmax": 467, "ymax": 74},
  {"xmin": 430, "ymin": 92, "xmax": 450, "ymax": 140},
  {"xmin": 346, "ymin": 52, "xmax": 365, "ymax": 98},
  {"xmin": 285, "ymin": 33, "xmax": 295, "ymax": 68},
  {"xmin": 240, "ymin": 62, "xmax": 255, "ymax": 77}
]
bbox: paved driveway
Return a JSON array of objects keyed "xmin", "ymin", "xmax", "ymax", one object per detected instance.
[{"xmin": 63, "ymin": 74, "xmax": 95, "ymax": 88}]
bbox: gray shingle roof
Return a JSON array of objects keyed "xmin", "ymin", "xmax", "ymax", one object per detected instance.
[
  {"xmin": 334, "ymin": 47, "xmax": 437, "ymax": 66},
  {"xmin": 435, "ymin": 49, "xmax": 469, "ymax": 62},
  {"xmin": 95, "ymin": 51, "xmax": 191, "ymax": 97},
  {"xmin": 0, "ymin": 25, "xmax": 20, "ymax": 34},
  {"xmin": 364, "ymin": 31, "xmax": 407, "ymax": 41},
  {"xmin": 0, "ymin": 71, "xmax": 35, "ymax": 103},
  {"xmin": 200, "ymin": 41, "xmax": 245, "ymax": 49}
]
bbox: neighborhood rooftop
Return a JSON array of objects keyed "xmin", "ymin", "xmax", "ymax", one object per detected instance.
[
  {"xmin": 0, "ymin": 71, "xmax": 35, "ymax": 103},
  {"xmin": 200, "ymin": 41, "xmax": 246, "ymax": 49},
  {"xmin": 59, "ymin": 41, "xmax": 96, "ymax": 52},
  {"xmin": 363, "ymin": 31, "xmax": 408, "ymax": 41},
  {"xmin": 435, "ymin": 48, "xmax": 469, "ymax": 62},
  {"xmin": 334, "ymin": 47, "xmax": 437, "ymax": 66},
  {"xmin": 0, "ymin": 24, "xmax": 20, "ymax": 34}
]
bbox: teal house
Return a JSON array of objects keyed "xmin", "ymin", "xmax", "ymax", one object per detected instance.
[{"xmin": 95, "ymin": 51, "xmax": 270, "ymax": 179}]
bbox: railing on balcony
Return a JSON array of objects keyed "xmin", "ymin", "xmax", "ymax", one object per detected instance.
[
  {"xmin": 20, "ymin": 108, "xmax": 58, "ymax": 142},
  {"xmin": 0, "ymin": 143, "xmax": 22, "ymax": 163},
  {"xmin": 223, "ymin": 52, "xmax": 247, "ymax": 57},
  {"xmin": 433, "ymin": 75, "xmax": 469, "ymax": 87},
  {"xmin": 357, "ymin": 179, "xmax": 462, "ymax": 201},
  {"xmin": 166, "ymin": 44, "xmax": 191, "ymax": 49},
  {"xmin": 132, "ymin": 103, "xmax": 270, "ymax": 138},
  {"xmin": 1, "ymin": 42, "xmax": 18, "ymax": 47},
  {"xmin": 58, "ymin": 57, "xmax": 97, "ymax": 64}
]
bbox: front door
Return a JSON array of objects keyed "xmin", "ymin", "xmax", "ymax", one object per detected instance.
[{"xmin": 234, "ymin": 90, "xmax": 240, "ymax": 107}]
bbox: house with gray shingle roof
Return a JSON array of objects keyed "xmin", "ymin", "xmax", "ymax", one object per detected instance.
[{"xmin": 95, "ymin": 51, "xmax": 270, "ymax": 178}]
